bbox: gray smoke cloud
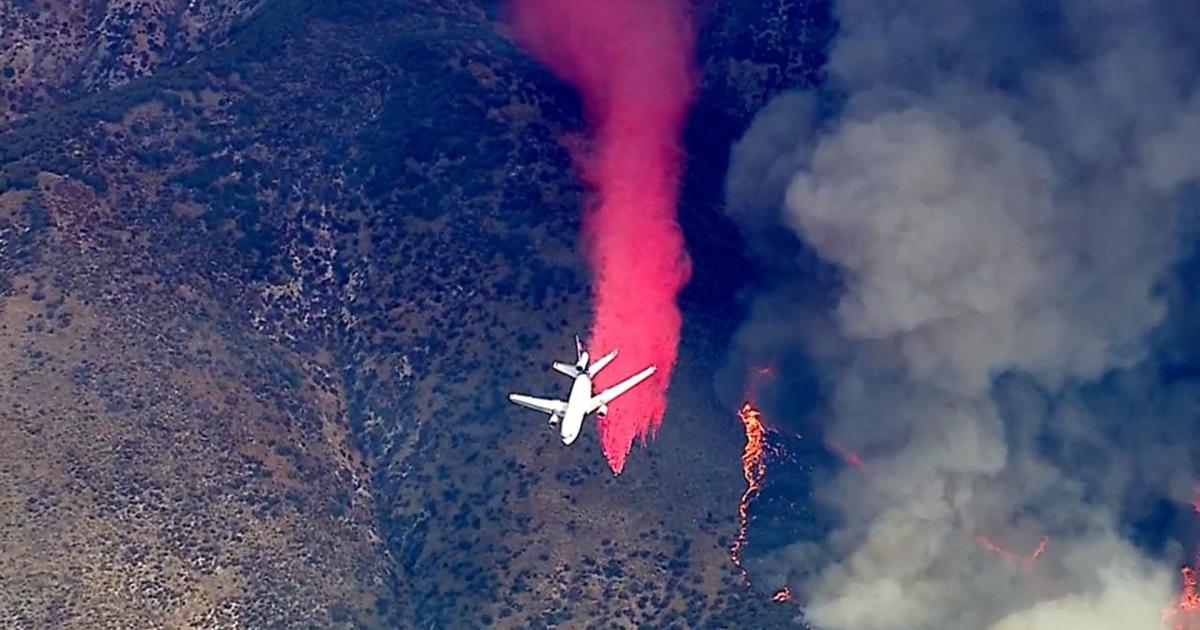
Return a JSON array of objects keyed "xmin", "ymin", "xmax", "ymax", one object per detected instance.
[{"xmin": 726, "ymin": 1, "xmax": 1200, "ymax": 628}]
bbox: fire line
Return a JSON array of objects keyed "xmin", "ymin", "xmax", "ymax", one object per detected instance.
[{"xmin": 730, "ymin": 401, "xmax": 767, "ymax": 578}]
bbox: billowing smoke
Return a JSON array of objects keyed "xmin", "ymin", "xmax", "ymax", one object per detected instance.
[
  {"xmin": 726, "ymin": 1, "xmax": 1200, "ymax": 628},
  {"xmin": 505, "ymin": 0, "xmax": 697, "ymax": 474}
]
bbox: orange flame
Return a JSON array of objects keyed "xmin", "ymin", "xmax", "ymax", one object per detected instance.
[
  {"xmin": 729, "ymin": 367, "xmax": 796, "ymax": 603},
  {"xmin": 1165, "ymin": 486, "xmax": 1200, "ymax": 629},
  {"xmin": 827, "ymin": 440, "xmax": 866, "ymax": 469},
  {"xmin": 973, "ymin": 534, "xmax": 1049, "ymax": 573},
  {"xmin": 1029, "ymin": 536, "xmax": 1048, "ymax": 562},
  {"xmin": 1164, "ymin": 565, "xmax": 1200, "ymax": 629},
  {"xmin": 730, "ymin": 402, "xmax": 767, "ymax": 578},
  {"xmin": 746, "ymin": 364, "xmax": 776, "ymax": 400}
]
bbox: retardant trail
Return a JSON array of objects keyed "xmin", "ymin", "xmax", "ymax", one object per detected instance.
[{"xmin": 505, "ymin": 0, "xmax": 697, "ymax": 474}]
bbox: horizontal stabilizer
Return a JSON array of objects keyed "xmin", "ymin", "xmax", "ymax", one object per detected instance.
[
  {"xmin": 587, "ymin": 350, "xmax": 618, "ymax": 377},
  {"xmin": 552, "ymin": 361, "xmax": 580, "ymax": 378}
]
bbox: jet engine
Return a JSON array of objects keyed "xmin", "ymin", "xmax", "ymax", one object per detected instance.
[
  {"xmin": 548, "ymin": 413, "xmax": 561, "ymax": 427},
  {"xmin": 597, "ymin": 403, "xmax": 609, "ymax": 418}
]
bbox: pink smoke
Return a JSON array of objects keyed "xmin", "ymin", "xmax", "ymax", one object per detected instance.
[{"xmin": 505, "ymin": 0, "xmax": 697, "ymax": 473}]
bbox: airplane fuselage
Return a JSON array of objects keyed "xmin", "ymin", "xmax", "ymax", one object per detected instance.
[{"xmin": 561, "ymin": 373, "xmax": 593, "ymax": 445}]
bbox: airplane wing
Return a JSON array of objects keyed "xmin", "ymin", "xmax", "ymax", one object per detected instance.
[
  {"xmin": 589, "ymin": 366, "xmax": 656, "ymax": 411},
  {"xmin": 509, "ymin": 393, "xmax": 568, "ymax": 415}
]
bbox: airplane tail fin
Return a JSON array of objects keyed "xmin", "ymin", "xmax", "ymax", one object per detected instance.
[{"xmin": 587, "ymin": 349, "xmax": 618, "ymax": 377}]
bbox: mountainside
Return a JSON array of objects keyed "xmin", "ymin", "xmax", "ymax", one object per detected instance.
[{"xmin": 1, "ymin": 0, "xmax": 263, "ymax": 123}]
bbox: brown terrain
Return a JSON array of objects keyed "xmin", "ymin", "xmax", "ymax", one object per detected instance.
[{"xmin": 1, "ymin": 0, "xmax": 262, "ymax": 124}]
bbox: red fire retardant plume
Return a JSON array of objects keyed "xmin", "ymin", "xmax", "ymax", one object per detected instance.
[{"xmin": 506, "ymin": 0, "xmax": 697, "ymax": 473}]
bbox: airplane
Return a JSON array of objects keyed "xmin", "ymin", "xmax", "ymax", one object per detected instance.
[{"xmin": 508, "ymin": 335, "xmax": 657, "ymax": 445}]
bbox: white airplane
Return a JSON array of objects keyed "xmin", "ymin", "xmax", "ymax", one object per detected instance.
[{"xmin": 508, "ymin": 335, "xmax": 657, "ymax": 445}]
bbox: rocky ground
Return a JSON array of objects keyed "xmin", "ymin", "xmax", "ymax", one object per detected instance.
[{"xmin": 0, "ymin": 0, "xmax": 262, "ymax": 124}]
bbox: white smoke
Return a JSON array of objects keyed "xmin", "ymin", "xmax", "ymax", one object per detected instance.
[
  {"xmin": 726, "ymin": 1, "xmax": 1200, "ymax": 628},
  {"xmin": 988, "ymin": 535, "xmax": 1175, "ymax": 630}
]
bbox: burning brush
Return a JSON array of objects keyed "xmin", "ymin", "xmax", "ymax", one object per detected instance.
[
  {"xmin": 728, "ymin": 387, "xmax": 794, "ymax": 603},
  {"xmin": 730, "ymin": 401, "xmax": 768, "ymax": 577}
]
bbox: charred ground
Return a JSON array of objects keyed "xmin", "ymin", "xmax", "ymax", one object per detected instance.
[{"xmin": 0, "ymin": 0, "xmax": 830, "ymax": 627}]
